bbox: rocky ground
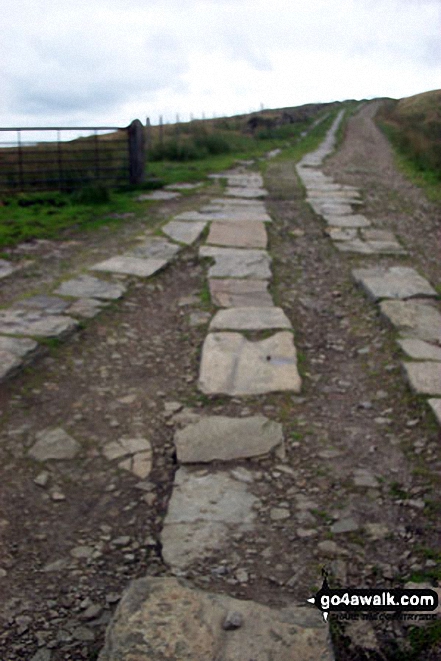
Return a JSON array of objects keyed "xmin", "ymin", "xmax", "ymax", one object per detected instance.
[{"xmin": 0, "ymin": 102, "xmax": 440, "ymax": 660}]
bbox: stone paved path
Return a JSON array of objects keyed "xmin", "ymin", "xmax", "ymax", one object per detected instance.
[
  {"xmin": 2, "ymin": 110, "xmax": 441, "ymax": 660},
  {"xmin": 296, "ymin": 112, "xmax": 441, "ymax": 424}
]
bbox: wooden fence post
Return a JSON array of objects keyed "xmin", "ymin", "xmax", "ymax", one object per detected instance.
[{"xmin": 128, "ymin": 119, "xmax": 145, "ymax": 185}]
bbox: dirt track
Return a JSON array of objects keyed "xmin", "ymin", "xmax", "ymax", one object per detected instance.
[{"xmin": 0, "ymin": 102, "xmax": 440, "ymax": 660}]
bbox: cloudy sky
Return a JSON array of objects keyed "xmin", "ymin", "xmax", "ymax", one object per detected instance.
[{"xmin": 1, "ymin": 0, "xmax": 440, "ymax": 129}]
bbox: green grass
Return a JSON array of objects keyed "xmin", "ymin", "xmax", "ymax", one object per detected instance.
[
  {"xmin": 376, "ymin": 90, "xmax": 441, "ymax": 202},
  {"xmin": 0, "ymin": 186, "xmax": 158, "ymax": 249}
]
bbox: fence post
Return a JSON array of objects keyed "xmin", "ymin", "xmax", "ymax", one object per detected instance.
[{"xmin": 128, "ymin": 119, "xmax": 145, "ymax": 185}]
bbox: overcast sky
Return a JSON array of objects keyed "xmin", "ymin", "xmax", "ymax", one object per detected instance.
[{"xmin": 1, "ymin": 0, "xmax": 440, "ymax": 130}]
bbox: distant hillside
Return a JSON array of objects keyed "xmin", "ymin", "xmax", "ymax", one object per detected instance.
[{"xmin": 376, "ymin": 89, "xmax": 441, "ymax": 179}]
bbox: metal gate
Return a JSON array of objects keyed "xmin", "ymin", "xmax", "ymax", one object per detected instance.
[{"xmin": 0, "ymin": 120, "xmax": 145, "ymax": 193}]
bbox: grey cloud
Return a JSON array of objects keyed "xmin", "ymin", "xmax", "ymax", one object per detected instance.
[{"xmin": 4, "ymin": 26, "xmax": 189, "ymax": 117}]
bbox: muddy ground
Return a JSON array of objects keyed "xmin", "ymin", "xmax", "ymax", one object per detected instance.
[{"xmin": 0, "ymin": 102, "xmax": 440, "ymax": 660}]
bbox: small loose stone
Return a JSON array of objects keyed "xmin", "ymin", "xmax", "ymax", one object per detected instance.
[{"xmin": 222, "ymin": 610, "xmax": 244, "ymax": 630}]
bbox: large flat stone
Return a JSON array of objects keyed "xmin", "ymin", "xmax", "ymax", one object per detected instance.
[
  {"xmin": 325, "ymin": 227, "xmax": 358, "ymax": 241},
  {"xmin": 0, "ymin": 351, "xmax": 22, "ymax": 382},
  {"xmin": 209, "ymin": 278, "xmax": 273, "ymax": 307},
  {"xmin": 207, "ymin": 220, "xmax": 267, "ymax": 248},
  {"xmin": 137, "ymin": 190, "xmax": 180, "ymax": 201},
  {"xmin": 102, "ymin": 437, "xmax": 153, "ymax": 479},
  {"xmin": 0, "ymin": 336, "xmax": 38, "ymax": 381},
  {"xmin": 98, "ymin": 577, "xmax": 333, "ymax": 661},
  {"xmin": 90, "ymin": 256, "xmax": 167, "ymax": 278},
  {"xmin": 365, "ymin": 240, "xmax": 407, "ymax": 255},
  {"xmin": 55, "ymin": 275, "xmax": 126, "ymax": 300},
  {"xmin": 322, "ymin": 214, "xmax": 371, "ymax": 228},
  {"xmin": 174, "ymin": 415, "xmax": 284, "ymax": 463},
  {"xmin": 226, "ymin": 187, "xmax": 267, "ymax": 198},
  {"xmin": 428, "ymin": 399, "xmax": 441, "ymax": 424},
  {"xmin": 353, "ymin": 267, "xmax": 436, "ymax": 301},
  {"xmin": 210, "ymin": 198, "xmax": 268, "ymax": 207},
  {"xmin": 0, "ymin": 335, "xmax": 38, "ymax": 358},
  {"xmin": 403, "ymin": 362, "xmax": 441, "ymax": 395},
  {"xmin": 161, "ymin": 468, "xmax": 258, "ymax": 569},
  {"xmin": 0, "ymin": 309, "xmax": 77, "ymax": 338},
  {"xmin": 165, "ymin": 182, "xmax": 202, "ymax": 190},
  {"xmin": 212, "ymin": 210, "xmax": 272, "ymax": 223},
  {"xmin": 335, "ymin": 239, "xmax": 374, "ymax": 254},
  {"xmin": 29, "ymin": 428, "xmax": 81, "ymax": 461},
  {"xmin": 361, "ymin": 229, "xmax": 398, "ymax": 242},
  {"xmin": 161, "ymin": 220, "xmax": 207, "ymax": 245},
  {"xmin": 314, "ymin": 202, "xmax": 354, "ymax": 216},
  {"xmin": 16, "ymin": 295, "xmax": 70, "ymax": 314},
  {"xmin": 226, "ymin": 174, "xmax": 264, "ymax": 187},
  {"xmin": 200, "ymin": 246, "xmax": 271, "ymax": 279},
  {"xmin": 380, "ymin": 300, "xmax": 441, "ymax": 343},
  {"xmin": 129, "ymin": 238, "xmax": 180, "ymax": 260},
  {"xmin": 0, "ymin": 259, "xmax": 15, "ymax": 279},
  {"xmin": 66, "ymin": 298, "xmax": 105, "ymax": 319},
  {"xmin": 199, "ymin": 331, "xmax": 301, "ymax": 395},
  {"xmin": 209, "ymin": 306, "xmax": 291, "ymax": 330},
  {"xmin": 397, "ymin": 339, "xmax": 441, "ymax": 361}
]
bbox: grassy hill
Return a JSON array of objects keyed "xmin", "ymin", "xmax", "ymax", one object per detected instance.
[{"xmin": 376, "ymin": 89, "xmax": 441, "ymax": 186}]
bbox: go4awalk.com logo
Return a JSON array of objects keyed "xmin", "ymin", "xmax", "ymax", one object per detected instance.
[{"xmin": 308, "ymin": 571, "xmax": 439, "ymax": 622}]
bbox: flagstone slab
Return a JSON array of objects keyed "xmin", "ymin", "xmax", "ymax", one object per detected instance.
[
  {"xmin": 226, "ymin": 173, "xmax": 263, "ymax": 183},
  {"xmin": 0, "ymin": 335, "xmax": 38, "ymax": 358},
  {"xmin": 66, "ymin": 298, "xmax": 105, "ymax": 319},
  {"xmin": 207, "ymin": 220, "xmax": 267, "ymax": 248},
  {"xmin": 380, "ymin": 300, "xmax": 441, "ymax": 343},
  {"xmin": 55, "ymin": 275, "xmax": 126, "ymax": 300},
  {"xmin": 428, "ymin": 399, "xmax": 441, "ymax": 424},
  {"xmin": 0, "ymin": 336, "xmax": 39, "ymax": 381},
  {"xmin": 403, "ymin": 361, "xmax": 441, "ymax": 395},
  {"xmin": 199, "ymin": 331, "xmax": 301, "ymax": 395},
  {"xmin": 0, "ymin": 259, "xmax": 15, "ymax": 279},
  {"xmin": 200, "ymin": 246, "xmax": 271, "ymax": 279},
  {"xmin": 16, "ymin": 295, "xmax": 70, "ymax": 314},
  {"xmin": 130, "ymin": 238, "xmax": 180, "ymax": 260},
  {"xmin": 165, "ymin": 182, "xmax": 201, "ymax": 190},
  {"xmin": 353, "ymin": 267, "xmax": 437, "ymax": 301},
  {"xmin": 314, "ymin": 202, "xmax": 354, "ymax": 216},
  {"xmin": 335, "ymin": 239, "xmax": 374, "ymax": 254},
  {"xmin": 175, "ymin": 415, "xmax": 284, "ymax": 463},
  {"xmin": 397, "ymin": 339, "xmax": 441, "ymax": 361},
  {"xmin": 365, "ymin": 241, "xmax": 407, "ymax": 255},
  {"xmin": 137, "ymin": 190, "xmax": 180, "ymax": 201},
  {"xmin": 0, "ymin": 309, "xmax": 78, "ymax": 338},
  {"xmin": 325, "ymin": 227, "xmax": 358, "ymax": 241},
  {"xmin": 29, "ymin": 427, "xmax": 81, "ymax": 461},
  {"xmin": 210, "ymin": 198, "xmax": 268, "ymax": 207},
  {"xmin": 103, "ymin": 436, "xmax": 153, "ymax": 479},
  {"xmin": 209, "ymin": 278, "xmax": 273, "ymax": 307},
  {"xmin": 98, "ymin": 576, "xmax": 333, "ymax": 661},
  {"xmin": 161, "ymin": 220, "xmax": 207, "ymax": 245},
  {"xmin": 322, "ymin": 214, "xmax": 371, "ymax": 228},
  {"xmin": 361, "ymin": 229, "xmax": 398, "ymax": 242},
  {"xmin": 161, "ymin": 468, "xmax": 258, "ymax": 569},
  {"xmin": 209, "ymin": 306, "xmax": 291, "ymax": 331},
  {"xmin": 0, "ymin": 351, "xmax": 22, "ymax": 382},
  {"xmin": 90, "ymin": 256, "xmax": 167, "ymax": 278},
  {"xmin": 212, "ymin": 211, "xmax": 272, "ymax": 223},
  {"xmin": 226, "ymin": 187, "xmax": 268, "ymax": 198}
]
